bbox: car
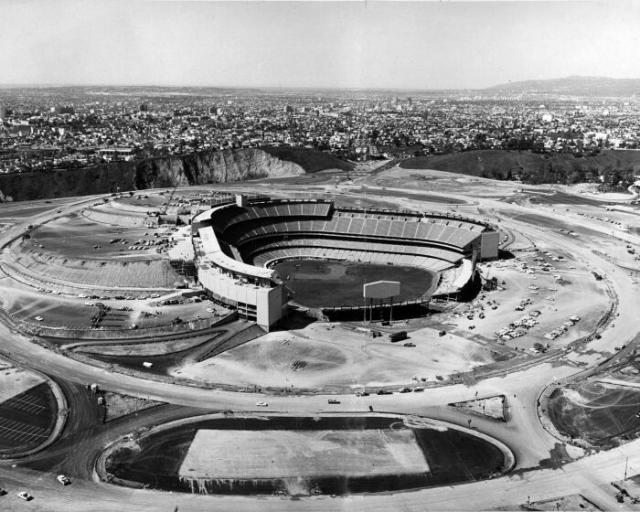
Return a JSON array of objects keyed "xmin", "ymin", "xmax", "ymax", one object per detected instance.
[
  {"xmin": 17, "ymin": 491, "xmax": 33, "ymax": 501},
  {"xmin": 0, "ymin": 487, "xmax": 6, "ymax": 496},
  {"xmin": 255, "ymin": 401, "xmax": 268, "ymax": 407},
  {"xmin": 56, "ymin": 475, "xmax": 71, "ymax": 486},
  {"xmin": 328, "ymin": 399, "xmax": 341, "ymax": 404}
]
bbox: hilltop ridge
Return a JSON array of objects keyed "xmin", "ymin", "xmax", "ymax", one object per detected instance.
[{"xmin": 485, "ymin": 76, "xmax": 640, "ymax": 97}]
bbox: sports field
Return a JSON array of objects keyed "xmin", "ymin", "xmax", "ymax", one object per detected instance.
[
  {"xmin": 105, "ymin": 414, "xmax": 507, "ymax": 495},
  {"xmin": 179, "ymin": 429, "xmax": 429, "ymax": 480},
  {"xmin": 273, "ymin": 259, "xmax": 434, "ymax": 308}
]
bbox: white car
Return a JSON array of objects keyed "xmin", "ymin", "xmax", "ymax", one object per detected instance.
[
  {"xmin": 56, "ymin": 474, "xmax": 71, "ymax": 486},
  {"xmin": 17, "ymin": 491, "xmax": 33, "ymax": 501},
  {"xmin": 255, "ymin": 401, "xmax": 269, "ymax": 407}
]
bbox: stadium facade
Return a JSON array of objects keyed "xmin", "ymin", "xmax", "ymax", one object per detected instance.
[{"xmin": 191, "ymin": 195, "xmax": 500, "ymax": 330}]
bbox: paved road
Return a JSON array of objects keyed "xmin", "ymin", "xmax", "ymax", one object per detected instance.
[{"xmin": 1, "ymin": 186, "xmax": 640, "ymax": 510}]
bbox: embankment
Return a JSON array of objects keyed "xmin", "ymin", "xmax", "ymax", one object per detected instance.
[
  {"xmin": 0, "ymin": 147, "xmax": 351, "ymax": 202},
  {"xmin": 401, "ymin": 149, "xmax": 640, "ymax": 188}
]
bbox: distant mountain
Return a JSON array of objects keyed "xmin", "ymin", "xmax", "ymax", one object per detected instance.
[{"xmin": 485, "ymin": 76, "xmax": 640, "ymax": 97}]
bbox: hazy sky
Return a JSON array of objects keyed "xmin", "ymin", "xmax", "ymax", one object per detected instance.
[{"xmin": 2, "ymin": 0, "xmax": 640, "ymax": 89}]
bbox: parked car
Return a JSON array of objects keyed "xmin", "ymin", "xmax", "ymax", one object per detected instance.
[
  {"xmin": 17, "ymin": 491, "xmax": 33, "ymax": 501},
  {"xmin": 255, "ymin": 401, "xmax": 268, "ymax": 407},
  {"xmin": 56, "ymin": 475, "xmax": 71, "ymax": 486}
]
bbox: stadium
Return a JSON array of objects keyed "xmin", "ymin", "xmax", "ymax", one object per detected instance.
[{"xmin": 188, "ymin": 195, "xmax": 500, "ymax": 329}]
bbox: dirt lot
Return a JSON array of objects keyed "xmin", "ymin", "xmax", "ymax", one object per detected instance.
[
  {"xmin": 176, "ymin": 322, "xmax": 495, "ymax": 389},
  {"xmin": 547, "ymin": 381, "xmax": 640, "ymax": 447},
  {"xmin": 179, "ymin": 428, "xmax": 429, "ymax": 479},
  {"xmin": 0, "ymin": 358, "xmax": 45, "ymax": 403},
  {"xmin": 26, "ymin": 215, "xmax": 173, "ymax": 261}
]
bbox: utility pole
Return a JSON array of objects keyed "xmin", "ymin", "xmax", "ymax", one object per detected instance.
[{"xmin": 625, "ymin": 455, "xmax": 630, "ymax": 480}]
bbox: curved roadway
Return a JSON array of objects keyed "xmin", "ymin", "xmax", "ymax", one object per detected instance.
[{"xmin": 0, "ymin": 187, "xmax": 639, "ymax": 511}]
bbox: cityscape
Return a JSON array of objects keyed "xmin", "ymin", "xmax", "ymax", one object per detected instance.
[{"xmin": 3, "ymin": 88, "xmax": 640, "ymax": 175}]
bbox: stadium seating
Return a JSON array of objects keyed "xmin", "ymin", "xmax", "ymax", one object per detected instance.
[{"xmin": 194, "ymin": 199, "xmax": 493, "ymax": 285}]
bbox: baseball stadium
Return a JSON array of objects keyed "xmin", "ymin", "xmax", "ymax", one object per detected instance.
[
  {"xmin": 188, "ymin": 196, "xmax": 500, "ymax": 329},
  {"xmin": 2, "ymin": 156, "xmax": 637, "ymax": 511}
]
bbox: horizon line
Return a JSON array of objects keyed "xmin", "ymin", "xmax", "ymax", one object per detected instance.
[{"xmin": 1, "ymin": 75, "xmax": 640, "ymax": 93}]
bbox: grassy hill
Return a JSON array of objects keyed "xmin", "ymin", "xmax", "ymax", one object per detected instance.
[
  {"xmin": 400, "ymin": 150, "xmax": 640, "ymax": 189},
  {"xmin": 484, "ymin": 76, "xmax": 640, "ymax": 97}
]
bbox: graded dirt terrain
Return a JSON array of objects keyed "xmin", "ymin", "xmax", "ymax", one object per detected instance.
[
  {"xmin": 179, "ymin": 429, "xmax": 429, "ymax": 479},
  {"xmin": 1, "ymin": 161, "xmax": 640, "ymax": 511},
  {"xmin": 175, "ymin": 323, "xmax": 494, "ymax": 389},
  {"xmin": 547, "ymin": 381, "xmax": 640, "ymax": 447},
  {"xmin": 0, "ymin": 357, "xmax": 45, "ymax": 403}
]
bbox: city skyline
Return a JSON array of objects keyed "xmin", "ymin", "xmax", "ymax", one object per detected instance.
[{"xmin": 2, "ymin": 0, "xmax": 640, "ymax": 90}]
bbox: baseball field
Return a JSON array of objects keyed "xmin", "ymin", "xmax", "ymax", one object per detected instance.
[{"xmin": 273, "ymin": 259, "xmax": 435, "ymax": 308}]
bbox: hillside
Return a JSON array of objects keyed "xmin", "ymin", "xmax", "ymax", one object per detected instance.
[
  {"xmin": 261, "ymin": 147, "xmax": 353, "ymax": 173},
  {"xmin": 485, "ymin": 76, "xmax": 640, "ymax": 97},
  {"xmin": 0, "ymin": 147, "xmax": 351, "ymax": 202},
  {"xmin": 400, "ymin": 150, "xmax": 640, "ymax": 189}
]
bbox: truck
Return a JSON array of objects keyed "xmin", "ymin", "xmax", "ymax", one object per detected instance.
[{"xmin": 389, "ymin": 331, "xmax": 408, "ymax": 343}]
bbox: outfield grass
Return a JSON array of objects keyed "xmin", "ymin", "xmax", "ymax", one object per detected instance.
[{"xmin": 274, "ymin": 259, "xmax": 434, "ymax": 308}]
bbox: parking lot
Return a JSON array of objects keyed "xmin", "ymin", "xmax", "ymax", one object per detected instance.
[{"xmin": 0, "ymin": 382, "xmax": 56, "ymax": 452}]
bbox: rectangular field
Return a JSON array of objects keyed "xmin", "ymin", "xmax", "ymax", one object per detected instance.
[{"xmin": 179, "ymin": 428, "xmax": 429, "ymax": 480}]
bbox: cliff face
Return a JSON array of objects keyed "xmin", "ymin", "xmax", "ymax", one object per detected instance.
[{"xmin": 0, "ymin": 148, "xmax": 306, "ymax": 202}]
